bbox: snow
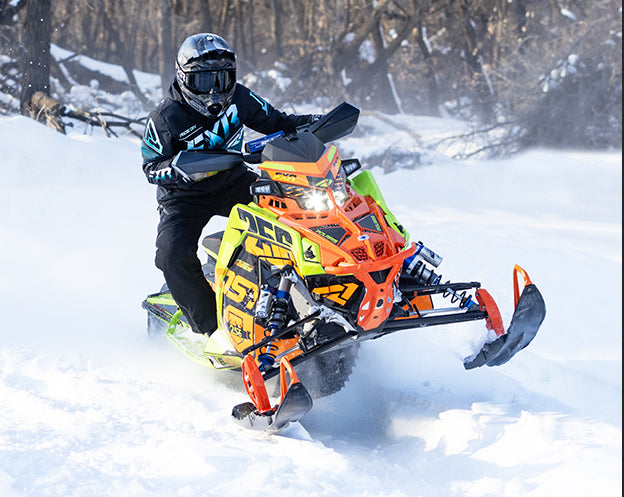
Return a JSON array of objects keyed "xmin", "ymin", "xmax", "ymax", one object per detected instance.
[
  {"xmin": 560, "ymin": 8, "xmax": 578, "ymax": 22},
  {"xmin": 0, "ymin": 111, "xmax": 621, "ymax": 497},
  {"xmin": 359, "ymin": 39, "xmax": 376, "ymax": 64},
  {"xmin": 50, "ymin": 44, "xmax": 159, "ymax": 91},
  {"xmin": 49, "ymin": 44, "xmax": 162, "ymax": 116}
]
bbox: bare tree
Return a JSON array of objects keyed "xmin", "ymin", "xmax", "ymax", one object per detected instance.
[
  {"xmin": 19, "ymin": 0, "xmax": 52, "ymax": 115},
  {"xmin": 158, "ymin": 0, "xmax": 176, "ymax": 89},
  {"xmin": 0, "ymin": 0, "xmax": 619, "ymax": 148}
]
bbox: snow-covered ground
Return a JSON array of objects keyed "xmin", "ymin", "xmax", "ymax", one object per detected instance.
[{"xmin": 0, "ymin": 113, "xmax": 621, "ymax": 497}]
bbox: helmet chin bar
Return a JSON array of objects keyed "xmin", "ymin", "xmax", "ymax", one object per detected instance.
[{"xmin": 180, "ymin": 87, "xmax": 229, "ymax": 118}]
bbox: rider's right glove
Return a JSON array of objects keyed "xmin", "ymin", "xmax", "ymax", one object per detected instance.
[{"xmin": 146, "ymin": 160, "xmax": 192, "ymax": 185}]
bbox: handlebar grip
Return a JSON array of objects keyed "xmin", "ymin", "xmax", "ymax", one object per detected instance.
[{"xmin": 243, "ymin": 151, "xmax": 263, "ymax": 164}]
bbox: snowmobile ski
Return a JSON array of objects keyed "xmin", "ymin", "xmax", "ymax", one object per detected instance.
[{"xmin": 464, "ymin": 265, "xmax": 546, "ymax": 369}]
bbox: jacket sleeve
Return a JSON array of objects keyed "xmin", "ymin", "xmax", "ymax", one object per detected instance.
[
  {"xmin": 141, "ymin": 111, "xmax": 186, "ymax": 186},
  {"xmin": 238, "ymin": 85, "xmax": 317, "ymax": 135}
]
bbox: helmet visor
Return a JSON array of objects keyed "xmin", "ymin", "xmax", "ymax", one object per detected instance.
[{"xmin": 185, "ymin": 69, "xmax": 236, "ymax": 94}]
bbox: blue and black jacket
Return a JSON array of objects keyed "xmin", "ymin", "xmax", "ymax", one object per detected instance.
[{"xmin": 141, "ymin": 81, "xmax": 314, "ymax": 201}]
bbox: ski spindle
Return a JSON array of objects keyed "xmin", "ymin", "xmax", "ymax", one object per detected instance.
[{"xmin": 242, "ymin": 355, "xmax": 272, "ymax": 414}]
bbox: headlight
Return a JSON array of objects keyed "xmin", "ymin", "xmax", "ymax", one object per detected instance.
[
  {"xmin": 301, "ymin": 189, "xmax": 332, "ymax": 211},
  {"xmin": 280, "ymin": 184, "xmax": 330, "ymax": 211}
]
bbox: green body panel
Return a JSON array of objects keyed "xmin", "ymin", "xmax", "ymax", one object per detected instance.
[
  {"xmin": 214, "ymin": 203, "xmax": 326, "ymax": 278},
  {"xmin": 146, "ymin": 294, "xmax": 177, "ymax": 306},
  {"xmin": 349, "ymin": 170, "xmax": 410, "ymax": 245},
  {"xmin": 143, "ymin": 299, "xmax": 242, "ymax": 370},
  {"xmin": 211, "ymin": 202, "xmax": 326, "ymax": 332}
]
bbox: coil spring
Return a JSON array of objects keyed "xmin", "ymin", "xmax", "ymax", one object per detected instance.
[
  {"xmin": 410, "ymin": 260, "xmax": 475, "ymax": 309},
  {"xmin": 257, "ymin": 297, "xmax": 290, "ymax": 370},
  {"xmin": 267, "ymin": 297, "xmax": 289, "ymax": 331},
  {"xmin": 257, "ymin": 342, "xmax": 279, "ymax": 370}
]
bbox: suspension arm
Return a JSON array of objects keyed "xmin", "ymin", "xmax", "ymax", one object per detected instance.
[
  {"xmin": 380, "ymin": 309, "xmax": 488, "ymax": 333},
  {"xmin": 242, "ymin": 310, "xmax": 321, "ymax": 356},
  {"xmin": 399, "ymin": 281, "xmax": 481, "ymax": 296}
]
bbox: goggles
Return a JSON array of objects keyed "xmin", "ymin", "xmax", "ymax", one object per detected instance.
[{"xmin": 184, "ymin": 69, "xmax": 236, "ymax": 94}]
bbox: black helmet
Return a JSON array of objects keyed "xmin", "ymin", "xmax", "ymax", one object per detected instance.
[{"xmin": 175, "ymin": 33, "xmax": 237, "ymax": 117}]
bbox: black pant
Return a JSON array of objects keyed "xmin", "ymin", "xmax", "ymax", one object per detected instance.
[{"xmin": 154, "ymin": 167, "xmax": 258, "ymax": 335}]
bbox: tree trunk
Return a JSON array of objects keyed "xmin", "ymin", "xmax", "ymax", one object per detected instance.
[
  {"xmin": 270, "ymin": 0, "xmax": 283, "ymax": 57},
  {"xmin": 369, "ymin": 23, "xmax": 400, "ymax": 113},
  {"xmin": 158, "ymin": 0, "xmax": 176, "ymax": 90},
  {"xmin": 20, "ymin": 0, "xmax": 52, "ymax": 115},
  {"xmin": 414, "ymin": 24, "xmax": 442, "ymax": 117}
]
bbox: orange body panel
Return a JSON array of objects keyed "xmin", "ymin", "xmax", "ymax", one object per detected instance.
[{"xmin": 254, "ymin": 145, "xmax": 414, "ymax": 332}]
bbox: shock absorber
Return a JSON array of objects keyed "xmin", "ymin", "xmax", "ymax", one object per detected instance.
[
  {"xmin": 255, "ymin": 285, "xmax": 276, "ymax": 320},
  {"xmin": 403, "ymin": 242, "xmax": 477, "ymax": 310},
  {"xmin": 404, "ymin": 241, "xmax": 443, "ymax": 270},
  {"xmin": 257, "ymin": 270, "xmax": 295, "ymax": 371}
]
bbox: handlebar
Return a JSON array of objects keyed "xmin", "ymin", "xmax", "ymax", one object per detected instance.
[{"xmin": 174, "ymin": 103, "xmax": 360, "ymax": 179}]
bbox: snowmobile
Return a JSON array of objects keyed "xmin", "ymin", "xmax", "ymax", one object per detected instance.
[{"xmin": 142, "ymin": 103, "xmax": 546, "ymax": 433}]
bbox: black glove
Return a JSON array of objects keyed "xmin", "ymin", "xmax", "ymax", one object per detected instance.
[{"xmin": 146, "ymin": 161, "xmax": 191, "ymax": 185}]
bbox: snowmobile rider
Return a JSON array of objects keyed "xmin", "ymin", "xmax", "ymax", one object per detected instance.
[{"xmin": 141, "ymin": 33, "xmax": 319, "ymax": 336}]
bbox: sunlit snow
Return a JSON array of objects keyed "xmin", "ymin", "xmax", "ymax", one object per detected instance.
[{"xmin": 0, "ymin": 109, "xmax": 620, "ymax": 497}]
